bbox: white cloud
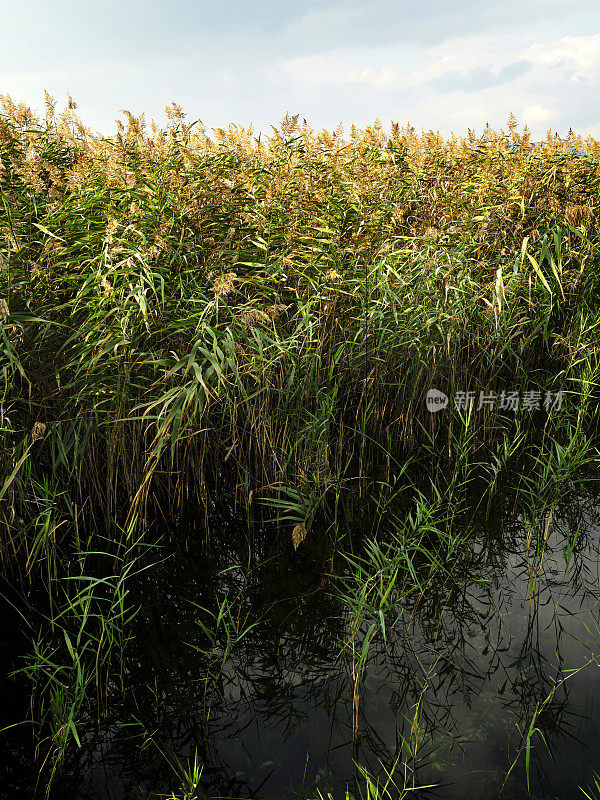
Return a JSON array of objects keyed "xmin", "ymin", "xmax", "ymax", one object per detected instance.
[
  {"xmin": 278, "ymin": 32, "xmax": 600, "ymax": 90},
  {"xmin": 422, "ymin": 32, "xmax": 531, "ymax": 77},
  {"xmin": 521, "ymin": 103, "xmax": 554, "ymax": 127},
  {"xmin": 277, "ymin": 32, "xmax": 533, "ymax": 96},
  {"xmin": 270, "ymin": 30, "xmax": 600, "ymax": 138},
  {"xmin": 280, "ymin": 56, "xmax": 401, "ymax": 90},
  {"xmin": 529, "ymin": 34, "xmax": 600, "ymax": 80}
]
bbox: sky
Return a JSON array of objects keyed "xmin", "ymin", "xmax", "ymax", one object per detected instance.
[{"xmin": 2, "ymin": 0, "xmax": 600, "ymax": 139}]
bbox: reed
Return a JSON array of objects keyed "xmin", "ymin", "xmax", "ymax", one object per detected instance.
[
  {"xmin": 14, "ymin": 530, "xmax": 156, "ymax": 787},
  {"xmin": 2, "ymin": 95, "xmax": 600, "ymax": 798},
  {"xmin": 1, "ymin": 96, "xmax": 600, "ymax": 571}
]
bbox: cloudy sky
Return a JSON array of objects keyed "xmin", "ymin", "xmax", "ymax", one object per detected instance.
[{"xmin": 2, "ymin": 0, "xmax": 600, "ymax": 138}]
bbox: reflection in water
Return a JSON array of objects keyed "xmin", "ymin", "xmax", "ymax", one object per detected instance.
[{"xmin": 10, "ymin": 488, "xmax": 600, "ymax": 799}]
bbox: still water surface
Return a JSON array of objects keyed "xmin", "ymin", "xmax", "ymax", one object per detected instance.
[{"xmin": 4, "ymin": 491, "xmax": 600, "ymax": 800}]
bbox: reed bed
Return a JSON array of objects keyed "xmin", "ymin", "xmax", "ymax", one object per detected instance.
[
  {"xmin": 1, "ymin": 95, "xmax": 600, "ymax": 571},
  {"xmin": 2, "ymin": 95, "xmax": 600, "ymax": 796}
]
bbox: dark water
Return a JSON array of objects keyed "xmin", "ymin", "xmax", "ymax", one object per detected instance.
[
  {"xmin": 0, "ymin": 580, "xmax": 41, "ymax": 798},
  {"xmin": 3, "ymin": 491, "xmax": 600, "ymax": 800}
]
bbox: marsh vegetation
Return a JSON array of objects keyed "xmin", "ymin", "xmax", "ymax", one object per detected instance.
[{"xmin": 1, "ymin": 95, "xmax": 600, "ymax": 798}]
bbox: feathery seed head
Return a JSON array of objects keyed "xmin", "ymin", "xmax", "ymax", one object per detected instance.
[
  {"xmin": 212, "ymin": 272, "xmax": 237, "ymax": 297},
  {"xmin": 31, "ymin": 422, "xmax": 47, "ymax": 441}
]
